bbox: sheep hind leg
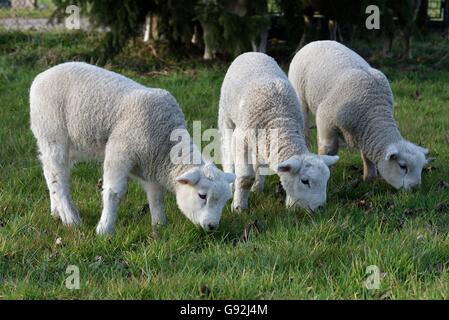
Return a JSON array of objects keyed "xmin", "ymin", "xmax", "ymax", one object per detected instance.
[
  {"xmin": 41, "ymin": 163, "xmax": 60, "ymax": 220},
  {"xmin": 361, "ymin": 151, "xmax": 377, "ymax": 181},
  {"xmin": 39, "ymin": 142, "xmax": 81, "ymax": 226}
]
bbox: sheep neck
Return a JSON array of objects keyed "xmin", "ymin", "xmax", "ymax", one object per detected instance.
[
  {"xmin": 162, "ymin": 139, "xmax": 205, "ymax": 192},
  {"xmin": 263, "ymin": 117, "xmax": 309, "ymax": 167},
  {"xmin": 352, "ymin": 106, "xmax": 403, "ymax": 164}
]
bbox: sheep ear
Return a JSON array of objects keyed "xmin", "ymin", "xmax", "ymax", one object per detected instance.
[
  {"xmin": 176, "ymin": 168, "xmax": 201, "ymax": 185},
  {"xmin": 385, "ymin": 146, "xmax": 399, "ymax": 161},
  {"xmin": 224, "ymin": 172, "xmax": 236, "ymax": 184},
  {"xmin": 276, "ymin": 157, "xmax": 300, "ymax": 174},
  {"xmin": 320, "ymin": 155, "xmax": 339, "ymax": 167},
  {"xmin": 416, "ymin": 145, "xmax": 429, "ymax": 155}
]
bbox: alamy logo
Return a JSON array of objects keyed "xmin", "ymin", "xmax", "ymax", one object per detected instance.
[
  {"xmin": 365, "ymin": 5, "xmax": 380, "ymax": 30},
  {"xmin": 169, "ymin": 121, "xmax": 281, "ymax": 173},
  {"xmin": 65, "ymin": 265, "xmax": 80, "ymax": 290},
  {"xmin": 65, "ymin": 5, "xmax": 81, "ymax": 30},
  {"xmin": 364, "ymin": 265, "xmax": 381, "ymax": 290}
]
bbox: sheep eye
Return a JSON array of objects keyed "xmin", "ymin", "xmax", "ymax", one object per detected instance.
[
  {"xmin": 301, "ymin": 179, "xmax": 310, "ymax": 186},
  {"xmin": 399, "ymin": 163, "xmax": 408, "ymax": 173},
  {"xmin": 198, "ymin": 193, "xmax": 207, "ymax": 200}
]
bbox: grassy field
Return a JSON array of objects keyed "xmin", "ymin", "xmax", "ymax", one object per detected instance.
[
  {"xmin": 0, "ymin": 0, "xmax": 55, "ymax": 19},
  {"xmin": 0, "ymin": 31, "xmax": 448, "ymax": 299},
  {"xmin": 0, "ymin": 8, "xmax": 53, "ymax": 20}
]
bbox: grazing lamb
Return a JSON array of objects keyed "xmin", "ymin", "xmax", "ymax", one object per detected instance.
[
  {"xmin": 288, "ymin": 41, "xmax": 428, "ymax": 189},
  {"xmin": 219, "ymin": 52, "xmax": 339, "ymax": 212},
  {"xmin": 30, "ymin": 62, "xmax": 235, "ymax": 235}
]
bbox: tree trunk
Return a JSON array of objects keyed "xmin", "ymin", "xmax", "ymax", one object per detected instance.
[
  {"xmin": 151, "ymin": 14, "xmax": 159, "ymax": 40},
  {"xmin": 328, "ymin": 20, "xmax": 337, "ymax": 41},
  {"xmin": 201, "ymin": 21, "xmax": 214, "ymax": 60},
  {"xmin": 143, "ymin": 14, "xmax": 159, "ymax": 42},
  {"xmin": 191, "ymin": 23, "xmax": 200, "ymax": 44},
  {"xmin": 297, "ymin": 13, "xmax": 313, "ymax": 52},
  {"xmin": 143, "ymin": 15, "xmax": 151, "ymax": 42}
]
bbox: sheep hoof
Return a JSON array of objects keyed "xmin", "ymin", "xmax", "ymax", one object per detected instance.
[
  {"xmin": 250, "ymin": 184, "xmax": 264, "ymax": 193},
  {"xmin": 60, "ymin": 212, "xmax": 82, "ymax": 227},
  {"xmin": 363, "ymin": 173, "xmax": 378, "ymax": 182},
  {"xmin": 96, "ymin": 223, "xmax": 113, "ymax": 236},
  {"xmin": 233, "ymin": 205, "xmax": 249, "ymax": 214},
  {"xmin": 50, "ymin": 210, "xmax": 60, "ymax": 220}
]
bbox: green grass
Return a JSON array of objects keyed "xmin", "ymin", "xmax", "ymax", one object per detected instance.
[
  {"xmin": 0, "ymin": 0, "xmax": 55, "ymax": 19},
  {"xmin": 0, "ymin": 31, "xmax": 449, "ymax": 299},
  {"xmin": 0, "ymin": 8, "xmax": 53, "ymax": 19}
]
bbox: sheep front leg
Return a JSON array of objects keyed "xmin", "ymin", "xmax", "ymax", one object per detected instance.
[
  {"xmin": 219, "ymin": 113, "xmax": 235, "ymax": 192},
  {"xmin": 233, "ymin": 174, "xmax": 255, "ymax": 212},
  {"xmin": 141, "ymin": 180, "xmax": 166, "ymax": 226},
  {"xmin": 317, "ymin": 122, "xmax": 339, "ymax": 156},
  {"xmin": 221, "ymin": 128, "xmax": 235, "ymax": 174},
  {"xmin": 361, "ymin": 151, "xmax": 377, "ymax": 181},
  {"xmin": 298, "ymin": 97, "xmax": 312, "ymax": 147},
  {"xmin": 96, "ymin": 153, "xmax": 130, "ymax": 235},
  {"xmin": 219, "ymin": 114, "xmax": 235, "ymax": 174},
  {"xmin": 233, "ymin": 137, "xmax": 255, "ymax": 212},
  {"xmin": 302, "ymin": 107, "xmax": 312, "ymax": 148},
  {"xmin": 251, "ymin": 164, "xmax": 267, "ymax": 192}
]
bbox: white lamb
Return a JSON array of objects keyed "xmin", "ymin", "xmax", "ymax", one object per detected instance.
[
  {"xmin": 30, "ymin": 62, "xmax": 235, "ymax": 235},
  {"xmin": 219, "ymin": 52, "xmax": 339, "ymax": 212},
  {"xmin": 288, "ymin": 41, "xmax": 428, "ymax": 189}
]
